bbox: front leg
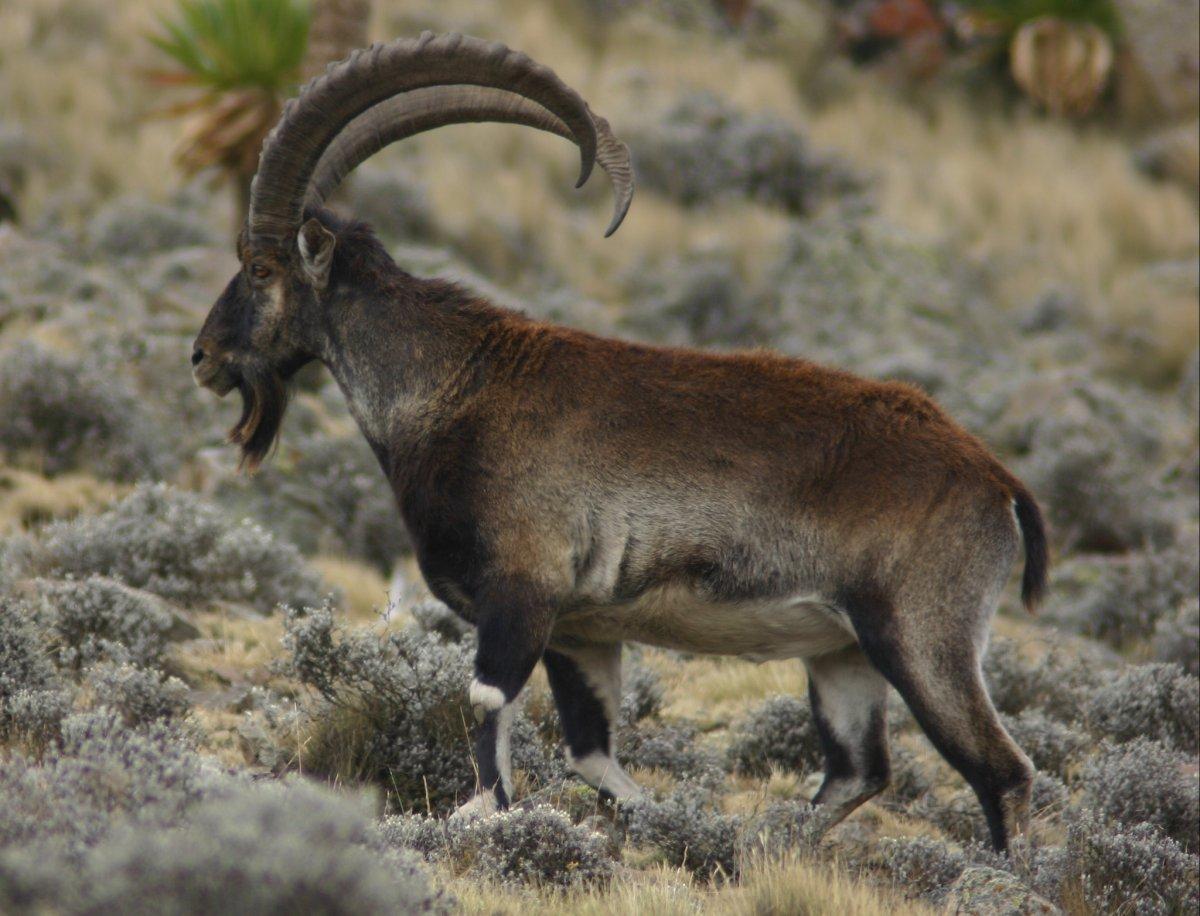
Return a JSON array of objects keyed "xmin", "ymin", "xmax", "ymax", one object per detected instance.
[{"xmin": 458, "ymin": 578, "xmax": 555, "ymax": 816}]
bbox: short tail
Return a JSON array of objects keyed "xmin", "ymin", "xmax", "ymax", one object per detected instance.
[{"xmin": 1013, "ymin": 487, "xmax": 1048, "ymax": 612}]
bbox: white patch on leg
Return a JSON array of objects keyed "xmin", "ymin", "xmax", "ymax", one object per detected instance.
[
  {"xmin": 495, "ymin": 703, "xmax": 515, "ymax": 798},
  {"xmin": 568, "ymin": 750, "xmax": 643, "ymax": 801},
  {"xmin": 469, "ymin": 680, "xmax": 505, "ymax": 721}
]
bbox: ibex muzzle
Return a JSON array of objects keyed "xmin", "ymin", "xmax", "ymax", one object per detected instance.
[{"xmin": 193, "ymin": 32, "xmax": 1046, "ymax": 853}]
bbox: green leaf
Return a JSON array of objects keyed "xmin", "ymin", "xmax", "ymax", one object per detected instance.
[{"xmin": 148, "ymin": 0, "xmax": 312, "ymax": 93}]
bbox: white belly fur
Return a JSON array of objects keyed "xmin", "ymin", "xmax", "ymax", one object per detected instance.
[{"xmin": 554, "ymin": 584, "xmax": 857, "ymax": 661}]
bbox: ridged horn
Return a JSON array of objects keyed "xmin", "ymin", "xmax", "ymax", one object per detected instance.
[
  {"xmin": 248, "ymin": 31, "xmax": 598, "ymax": 244},
  {"xmin": 306, "ymin": 85, "xmax": 634, "ymax": 237}
]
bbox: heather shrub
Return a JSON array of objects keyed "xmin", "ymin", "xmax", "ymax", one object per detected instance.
[
  {"xmin": 1005, "ymin": 376, "xmax": 1180, "ymax": 553},
  {"xmin": 452, "ymin": 806, "xmax": 615, "ymax": 890},
  {"xmin": 914, "ymin": 789, "xmax": 987, "ymax": 845},
  {"xmin": 879, "ymin": 836, "xmax": 965, "ymax": 901},
  {"xmin": 0, "ymin": 345, "xmax": 171, "ymax": 481},
  {"xmin": 35, "ymin": 576, "xmax": 180, "ymax": 671},
  {"xmin": 1, "ymin": 687, "xmax": 73, "ymax": 753},
  {"xmin": 880, "ymin": 745, "xmax": 934, "ymax": 809},
  {"xmin": 0, "ymin": 597, "xmax": 57, "ymax": 705},
  {"xmin": 85, "ymin": 195, "xmax": 214, "ymax": 259},
  {"xmin": 629, "ymin": 91, "xmax": 854, "ymax": 214},
  {"xmin": 727, "ymin": 694, "xmax": 823, "ymax": 778},
  {"xmin": 82, "ymin": 663, "xmax": 188, "ymax": 728},
  {"xmin": 379, "ymin": 807, "xmax": 613, "ymax": 891},
  {"xmin": 1047, "ymin": 540, "xmax": 1199, "ymax": 649},
  {"xmin": 1153, "ymin": 597, "xmax": 1199, "ymax": 675},
  {"xmin": 19, "ymin": 484, "xmax": 323, "ymax": 613},
  {"xmin": 409, "ymin": 599, "xmax": 472, "ymax": 643},
  {"xmin": 982, "ymin": 638, "xmax": 1100, "ymax": 721},
  {"xmin": 738, "ymin": 800, "xmax": 819, "ymax": 862},
  {"xmin": 622, "ymin": 253, "xmax": 766, "ymax": 347},
  {"xmin": 0, "ymin": 709, "xmax": 203, "ymax": 858},
  {"xmin": 0, "ymin": 780, "xmax": 445, "ymax": 915},
  {"xmin": 624, "ymin": 786, "xmax": 742, "ymax": 880},
  {"xmin": 281, "ymin": 605, "xmax": 553, "ymax": 812},
  {"xmin": 343, "ymin": 165, "xmax": 436, "ymax": 242},
  {"xmin": 1029, "ymin": 772, "xmax": 1069, "ymax": 817},
  {"xmin": 1084, "ymin": 663, "xmax": 1198, "ymax": 753},
  {"xmin": 618, "ymin": 660, "xmax": 664, "ymax": 727},
  {"xmin": 619, "ymin": 722, "xmax": 724, "ymax": 784},
  {"xmin": 1001, "ymin": 709, "xmax": 1089, "ymax": 779},
  {"xmin": 1061, "ymin": 811, "xmax": 1199, "ymax": 915},
  {"xmin": 1079, "ymin": 738, "xmax": 1198, "ymax": 850},
  {"xmin": 214, "ymin": 431, "xmax": 409, "ymax": 573}
]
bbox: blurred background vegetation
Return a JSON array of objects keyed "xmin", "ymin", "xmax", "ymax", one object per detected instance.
[{"xmin": 0, "ymin": 1, "xmax": 1196, "ymax": 913}]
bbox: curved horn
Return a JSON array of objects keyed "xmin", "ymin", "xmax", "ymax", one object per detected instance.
[
  {"xmin": 249, "ymin": 31, "xmax": 598, "ymax": 245},
  {"xmin": 306, "ymin": 86, "xmax": 634, "ymax": 237}
]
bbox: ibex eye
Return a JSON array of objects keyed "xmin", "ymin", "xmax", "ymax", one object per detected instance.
[{"xmin": 250, "ymin": 264, "xmax": 272, "ymax": 281}]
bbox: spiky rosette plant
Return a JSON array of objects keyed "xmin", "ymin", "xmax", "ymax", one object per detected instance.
[{"xmin": 148, "ymin": 0, "xmax": 312, "ymax": 214}]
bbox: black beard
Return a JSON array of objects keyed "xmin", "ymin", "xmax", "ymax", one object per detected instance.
[{"xmin": 228, "ymin": 360, "xmax": 288, "ymax": 472}]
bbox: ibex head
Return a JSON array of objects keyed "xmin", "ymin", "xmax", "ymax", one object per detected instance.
[{"xmin": 192, "ymin": 31, "xmax": 633, "ymax": 469}]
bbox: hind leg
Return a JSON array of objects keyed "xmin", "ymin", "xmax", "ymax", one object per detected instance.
[
  {"xmin": 803, "ymin": 645, "xmax": 891, "ymax": 837},
  {"xmin": 843, "ymin": 591, "xmax": 1033, "ymax": 852},
  {"xmin": 543, "ymin": 642, "xmax": 641, "ymax": 801}
]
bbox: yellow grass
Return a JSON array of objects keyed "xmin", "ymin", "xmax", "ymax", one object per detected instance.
[
  {"xmin": 0, "ymin": 465, "xmax": 122, "ymax": 534},
  {"xmin": 310, "ymin": 555, "xmax": 392, "ymax": 623},
  {"xmin": 441, "ymin": 855, "xmax": 933, "ymax": 916}
]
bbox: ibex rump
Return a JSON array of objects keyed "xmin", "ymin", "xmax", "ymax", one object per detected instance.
[{"xmin": 192, "ymin": 32, "xmax": 1046, "ymax": 853}]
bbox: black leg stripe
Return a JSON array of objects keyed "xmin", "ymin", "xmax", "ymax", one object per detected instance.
[{"xmin": 543, "ymin": 649, "xmax": 610, "ymax": 760}]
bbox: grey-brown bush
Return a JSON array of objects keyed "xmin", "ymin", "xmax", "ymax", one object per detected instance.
[
  {"xmin": 378, "ymin": 807, "xmax": 614, "ymax": 891},
  {"xmin": 213, "ymin": 430, "xmax": 409, "ymax": 573},
  {"xmin": 726, "ymin": 694, "xmax": 824, "ymax": 778},
  {"xmin": 0, "ymin": 345, "xmax": 172, "ymax": 481},
  {"xmin": 619, "ymin": 721, "xmax": 724, "ymax": 783},
  {"xmin": 0, "ymin": 597, "xmax": 57, "ymax": 707},
  {"xmin": 35, "ymin": 576, "xmax": 177, "ymax": 671},
  {"xmin": 629, "ymin": 91, "xmax": 855, "ymax": 214},
  {"xmin": 879, "ymin": 836, "xmax": 967, "ymax": 902},
  {"xmin": 0, "ymin": 780, "xmax": 446, "ymax": 915},
  {"xmin": 82, "ymin": 662, "xmax": 188, "ymax": 728},
  {"xmin": 1079, "ymin": 738, "xmax": 1199, "ymax": 850},
  {"xmin": 17, "ymin": 484, "xmax": 323, "ymax": 613},
  {"xmin": 623, "ymin": 785, "xmax": 743, "ymax": 880},
  {"xmin": 0, "ymin": 709, "xmax": 203, "ymax": 860},
  {"xmin": 1084, "ymin": 663, "xmax": 1199, "ymax": 753},
  {"xmin": 1048, "ymin": 540, "xmax": 1199, "ymax": 649},
  {"xmin": 982, "ymin": 638, "xmax": 1100, "ymax": 722},
  {"xmin": 84, "ymin": 194, "xmax": 215, "ymax": 259},
  {"xmin": 1059, "ymin": 811, "xmax": 1199, "ymax": 916},
  {"xmin": 281, "ymin": 605, "xmax": 555, "ymax": 812},
  {"xmin": 1001, "ymin": 709, "xmax": 1089, "ymax": 780},
  {"xmin": 1153, "ymin": 597, "xmax": 1199, "ymax": 675}
]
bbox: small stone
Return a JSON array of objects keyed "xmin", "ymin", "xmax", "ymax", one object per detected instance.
[{"xmin": 942, "ymin": 866, "xmax": 1060, "ymax": 915}]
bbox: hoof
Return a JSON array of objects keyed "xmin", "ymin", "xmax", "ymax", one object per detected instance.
[{"xmin": 451, "ymin": 791, "xmax": 500, "ymax": 821}]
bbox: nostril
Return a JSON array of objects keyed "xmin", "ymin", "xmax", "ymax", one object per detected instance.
[{"xmin": 191, "ymin": 347, "xmax": 206, "ymax": 367}]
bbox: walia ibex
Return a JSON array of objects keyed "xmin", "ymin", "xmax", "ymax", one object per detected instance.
[{"xmin": 192, "ymin": 32, "xmax": 1047, "ymax": 853}]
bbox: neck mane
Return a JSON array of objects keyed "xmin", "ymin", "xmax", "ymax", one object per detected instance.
[{"xmin": 312, "ymin": 213, "xmax": 522, "ymax": 468}]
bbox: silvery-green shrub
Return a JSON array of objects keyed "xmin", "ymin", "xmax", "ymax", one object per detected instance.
[
  {"xmin": 19, "ymin": 484, "xmax": 322, "ymax": 613},
  {"xmin": 1084, "ymin": 663, "xmax": 1198, "ymax": 753},
  {"xmin": 727, "ymin": 694, "xmax": 823, "ymax": 778},
  {"xmin": 1080, "ymin": 738, "xmax": 1198, "ymax": 850},
  {"xmin": 36, "ymin": 576, "xmax": 178, "ymax": 671},
  {"xmin": 624, "ymin": 785, "xmax": 742, "ymax": 880},
  {"xmin": 1061, "ymin": 811, "xmax": 1199, "ymax": 915},
  {"xmin": 0, "ymin": 345, "xmax": 171, "ymax": 482}
]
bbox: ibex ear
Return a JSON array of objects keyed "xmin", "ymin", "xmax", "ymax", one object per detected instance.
[{"xmin": 298, "ymin": 218, "xmax": 336, "ymax": 290}]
